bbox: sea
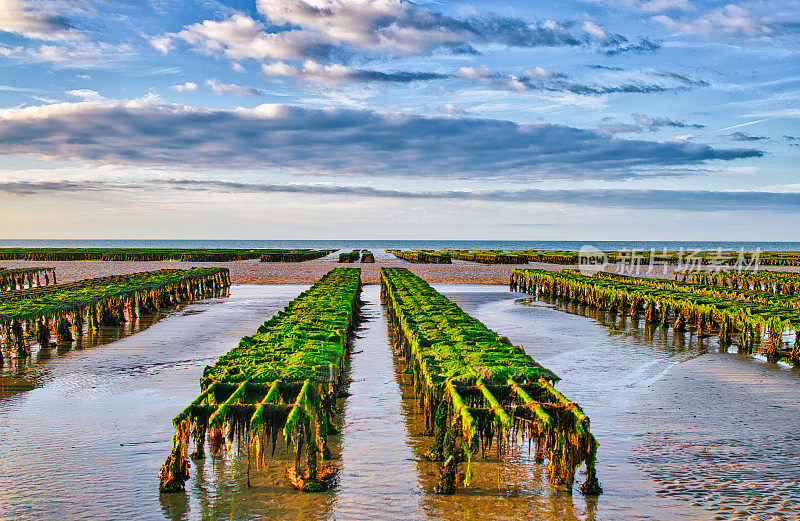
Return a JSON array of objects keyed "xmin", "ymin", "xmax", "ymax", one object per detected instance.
[{"xmin": 0, "ymin": 239, "xmax": 798, "ymax": 252}]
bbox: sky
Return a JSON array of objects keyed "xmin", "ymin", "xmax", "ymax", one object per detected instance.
[{"xmin": 0, "ymin": 0, "xmax": 798, "ymax": 240}]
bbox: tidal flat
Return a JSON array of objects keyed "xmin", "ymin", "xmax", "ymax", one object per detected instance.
[{"xmin": 0, "ymin": 284, "xmax": 797, "ymax": 521}]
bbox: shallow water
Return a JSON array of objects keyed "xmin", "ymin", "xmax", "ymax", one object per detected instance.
[
  {"xmin": 0, "ymin": 306, "xmax": 184, "ymax": 400},
  {"xmin": 0, "ymin": 284, "xmax": 798, "ymax": 521}
]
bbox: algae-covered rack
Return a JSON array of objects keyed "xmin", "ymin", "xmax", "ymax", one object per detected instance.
[
  {"xmin": 0, "ymin": 268, "xmax": 229, "ymax": 364},
  {"xmin": 0, "ymin": 267, "xmax": 57, "ymax": 291},
  {"xmin": 381, "ymin": 267, "xmax": 601, "ymax": 495},
  {"xmin": 159, "ymin": 267, "xmax": 362, "ymax": 493},
  {"xmin": 511, "ymin": 269, "xmax": 800, "ymax": 366}
]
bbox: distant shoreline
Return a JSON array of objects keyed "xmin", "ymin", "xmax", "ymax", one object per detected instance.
[{"xmin": 1, "ymin": 239, "xmax": 799, "ymax": 252}]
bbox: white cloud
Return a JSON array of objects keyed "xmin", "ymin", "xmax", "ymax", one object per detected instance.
[
  {"xmin": 263, "ymin": 61, "xmax": 359, "ymax": 83},
  {"xmin": 170, "ymin": 82, "xmax": 198, "ymax": 92},
  {"xmin": 523, "ymin": 67, "xmax": 560, "ymax": 78},
  {"xmin": 437, "ymin": 103, "xmax": 467, "ymax": 116},
  {"xmin": 0, "ymin": 0, "xmax": 80, "ymax": 41},
  {"xmin": 171, "ymin": 1, "xmax": 587, "ymax": 64},
  {"xmin": 65, "ymin": 89, "xmax": 103, "ymax": 101},
  {"xmin": 653, "ymin": 5, "xmax": 776, "ymax": 37},
  {"xmin": 262, "ymin": 61, "xmax": 297, "ymax": 77},
  {"xmin": 176, "ymin": 14, "xmax": 329, "ymax": 61},
  {"xmin": 582, "ymin": 21, "xmax": 608, "ymax": 40},
  {"xmin": 149, "ymin": 35, "xmax": 173, "ymax": 54},
  {"xmin": 261, "ymin": 60, "xmax": 447, "ymax": 84},
  {"xmin": 0, "ymin": 40, "xmax": 132, "ymax": 67},
  {"xmin": 633, "ymin": 113, "xmax": 704, "ymax": 130},
  {"xmin": 640, "ymin": 0, "xmax": 692, "ymax": 13},
  {"xmin": 254, "ymin": 0, "xmax": 580, "ymax": 55},
  {"xmin": 453, "ymin": 66, "xmax": 492, "ymax": 79},
  {"xmin": 204, "ymin": 78, "xmax": 263, "ymax": 96}
]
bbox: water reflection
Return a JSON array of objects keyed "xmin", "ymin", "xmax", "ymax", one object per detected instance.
[
  {"xmin": 517, "ymin": 294, "xmax": 713, "ymax": 359},
  {"xmin": 332, "ymin": 285, "xmax": 422, "ymax": 520}
]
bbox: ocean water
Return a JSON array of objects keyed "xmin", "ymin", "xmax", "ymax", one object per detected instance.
[{"xmin": 0, "ymin": 239, "xmax": 798, "ymax": 252}]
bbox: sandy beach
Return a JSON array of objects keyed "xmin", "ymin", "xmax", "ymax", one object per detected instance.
[
  {"xmin": 0, "ymin": 257, "xmax": 553, "ymax": 284},
  {"xmin": 2, "ymin": 254, "xmax": 797, "ymax": 285}
]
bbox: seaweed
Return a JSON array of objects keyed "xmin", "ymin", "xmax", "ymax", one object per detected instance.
[
  {"xmin": 387, "ymin": 250, "xmax": 451, "ymax": 264},
  {"xmin": 0, "ymin": 248, "xmax": 318, "ymax": 262},
  {"xmin": 338, "ymin": 250, "xmax": 360, "ymax": 263},
  {"xmin": 0, "ymin": 268, "xmax": 230, "ymax": 358},
  {"xmin": 512, "ymin": 269, "xmax": 800, "ymax": 366},
  {"xmin": 259, "ymin": 250, "xmax": 334, "ymax": 262},
  {"xmin": 160, "ymin": 267, "xmax": 362, "ymax": 494},
  {"xmin": 381, "ymin": 268, "xmax": 599, "ymax": 495},
  {"xmin": 0, "ymin": 267, "xmax": 56, "ymax": 291}
]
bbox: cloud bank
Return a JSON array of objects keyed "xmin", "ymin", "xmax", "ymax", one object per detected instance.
[
  {"xmin": 1, "ymin": 178, "xmax": 795, "ymax": 212},
  {"xmin": 169, "ymin": 0, "xmax": 644, "ymax": 64},
  {"xmin": 0, "ymin": 98, "xmax": 762, "ymax": 179},
  {"xmin": 260, "ymin": 61, "xmax": 701, "ymax": 96}
]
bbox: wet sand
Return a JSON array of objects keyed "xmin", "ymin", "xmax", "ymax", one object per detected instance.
[
  {"xmin": 627, "ymin": 354, "xmax": 800, "ymax": 521},
  {"xmin": 1, "ymin": 284, "xmax": 798, "ymax": 521},
  {"xmin": 5, "ymin": 250, "xmax": 795, "ymax": 285},
  {"xmin": 0, "ymin": 250, "xmax": 800, "ymax": 284},
  {"xmin": 0, "ymin": 257, "xmax": 525, "ymax": 284}
]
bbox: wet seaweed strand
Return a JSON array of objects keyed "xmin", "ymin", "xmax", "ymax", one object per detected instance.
[
  {"xmin": 381, "ymin": 267, "xmax": 601, "ymax": 495},
  {"xmin": 338, "ymin": 250, "xmax": 360, "ymax": 263},
  {"xmin": 0, "ymin": 248, "xmax": 333, "ymax": 262},
  {"xmin": 511, "ymin": 269, "xmax": 799, "ymax": 366},
  {"xmin": 676, "ymin": 269, "xmax": 800, "ymax": 296},
  {"xmin": 159, "ymin": 267, "xmax": 362, "ymax": 494},
  {"xmin": 592, "ymin": 271, "xmax": 800, "ymax": 311},
  {"xmin": 385, "ymin": 249, "xmax": 800, "ymax": 267},
  {"xmin": 0, "ymin": 269, "xmax": 214, "ymax": 304},
  {"xmin": 259, "ymin": 250, "xmax": 334, "ymax": 262},
  {"xmin": 440, "ymin": 251, "xmax": 526, "ymax": 264},
  {"xmin": 387, "ymin": 250, "xmax": 451, "ymax": 264},
  {"xmin": 0, "ymin": 267, "xmax": 57, "ymax": 291},
  {"xmin": 0, "ymin": 268, "xmax": 230, "ymax": 363},
  {"xmin": 752, "ymin": 252, "xmax": 800, "ymax": 266}
]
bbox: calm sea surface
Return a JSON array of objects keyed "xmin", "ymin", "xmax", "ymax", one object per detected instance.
[{"xmin": 0, "ymin": 239, "xmax": 798, "ymax": 251}]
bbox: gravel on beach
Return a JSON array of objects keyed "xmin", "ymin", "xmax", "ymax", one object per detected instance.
[{"xmin": 1, "ymin": 257, "xmax": 797, "ymax": 285}]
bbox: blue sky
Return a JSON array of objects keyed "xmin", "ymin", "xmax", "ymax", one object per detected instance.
[{"xmin": 0, "ymin": 0, "xmax": 798, "ymax": 240}]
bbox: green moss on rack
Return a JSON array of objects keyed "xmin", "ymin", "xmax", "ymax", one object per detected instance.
[
  {"xmin": 159, "ymin": 267, "xmax": 361, "ymax": 494},
  {"xmin": 381, "ymin": 267, "xmax": 600, "ymax": 495},
  {"xmin": 512, "ymin": 268, "xmax": 798, "ymax": 365},
  {"xmin": 0, "ymin": 268, "xmax": 229, "ymax": 360}
]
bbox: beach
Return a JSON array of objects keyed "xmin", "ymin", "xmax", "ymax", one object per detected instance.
[
  {"xmin": 3, "ymin": 255, "xmax": 797, "ymax": 285},
  {"xmin": 0, "ymin": 257, "xmax": 545, "ymax": 284}
]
